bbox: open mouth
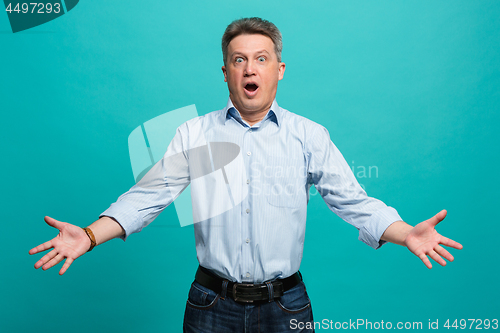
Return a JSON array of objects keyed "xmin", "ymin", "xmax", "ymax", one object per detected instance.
[
  {"xmin": 244, "ymin": 83, "xmax": 259, "ymax": 96},
  {"xmin": 245, "ymin": 83, "xmax": 258, "ymax": 91}
]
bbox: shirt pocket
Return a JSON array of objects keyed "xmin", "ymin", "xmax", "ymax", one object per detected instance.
[{"xmin": 263, "ymin": 155, "xmax": 305, "ymax": 208}]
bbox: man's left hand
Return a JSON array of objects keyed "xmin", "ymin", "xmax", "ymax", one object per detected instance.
[{"xmin": 404, "ymin": 210, "xmax": 463, "ymax": 269}]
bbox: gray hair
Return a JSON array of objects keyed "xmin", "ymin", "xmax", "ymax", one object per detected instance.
[{"xmin": 222, "ymin": 17, "xmax": 282, "ymax": 65}]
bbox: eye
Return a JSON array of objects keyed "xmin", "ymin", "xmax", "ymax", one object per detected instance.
[
  {"xmin": 235, "ymin": 57, "xmax": 244, "ymax": 63},
  {"xmin": 258, "ymin": 56, "xmax": 266, "ymax": 62}
]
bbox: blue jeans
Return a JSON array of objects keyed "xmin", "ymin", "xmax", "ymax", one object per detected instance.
[{"xmin": 183, "ymin": 280, "xmax": 314, "ymax": 333}]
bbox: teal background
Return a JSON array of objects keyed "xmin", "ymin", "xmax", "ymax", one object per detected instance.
[{"xmin": 1, "ymin": 0, "xmax": 499, "ymax": 331}]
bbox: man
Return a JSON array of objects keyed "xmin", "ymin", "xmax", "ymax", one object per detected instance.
[{"xmin": 30, "ymin": 17, "xmax": 463, "ymax": 332}]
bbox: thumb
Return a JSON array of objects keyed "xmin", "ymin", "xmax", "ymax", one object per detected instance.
[
  {"xmin": 44, "ymin": 216, "xmax": 65, "ymax": 231},
  {"xmin": 428, "ymin": 209, "xmax": 447, "ymax": 227}
]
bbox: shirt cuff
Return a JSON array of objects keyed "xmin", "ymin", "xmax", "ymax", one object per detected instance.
[
  {"xmin": 99, "ymin": 201, "xmax": 144, "ymax": 241},
  {"xmin": 358, "ymin": 206, "xmax": 403, "ymax": 249}
]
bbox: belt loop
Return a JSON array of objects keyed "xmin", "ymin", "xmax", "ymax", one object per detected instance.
[
  {"xmin": 221, "ymin": 280, "xmax": 229, "ymax": 299},
  {"xmin": 265, "ymin": 281, "xmax": 274, "ymax": 302}
]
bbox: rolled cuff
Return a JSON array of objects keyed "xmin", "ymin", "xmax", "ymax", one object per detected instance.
[
  {"xmin": 358, "ymin": 206, "xmax": 402, "ymax": 249},
  {"xmin": 99, "ymin": 201, "xmax": 144, "ymax": 241}
]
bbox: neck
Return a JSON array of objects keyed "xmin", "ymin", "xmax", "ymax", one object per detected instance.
[
  {"xmin": 240, "ymin": 109, "xmax": 269, "ymax": 126},
  {"xmin": 231, "ymin": 100, "xmax": 273, "ymax": 127}
]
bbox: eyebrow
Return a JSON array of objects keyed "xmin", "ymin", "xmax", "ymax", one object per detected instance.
[{"xmin": 230, "ymin": 49, "xmax": 271, "ymax": 58}]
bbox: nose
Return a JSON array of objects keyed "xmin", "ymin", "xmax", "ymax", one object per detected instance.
[{"xmin": 244, "ymin": 62, "xmax": 255, "ymax": 76}]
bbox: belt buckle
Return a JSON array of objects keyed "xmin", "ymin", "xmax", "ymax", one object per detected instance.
[{"xmin": 232, "ymin": 283, "xmax": 258, "ymax": 303}]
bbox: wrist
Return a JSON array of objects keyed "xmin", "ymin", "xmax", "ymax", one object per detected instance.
[
  {"xmin": 402, "ymin": 227, "xmax": 414, "ymax": 247},
  {"xmin": 82, "ymin": 227, "xmax": 97, "ymax": 251}
]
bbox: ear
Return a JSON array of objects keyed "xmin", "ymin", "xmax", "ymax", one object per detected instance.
[
  {"xmin": 278, "ymin": 62, "xmax": 286, "ymax": 81},
  {"xmin": 222, "ymin": 65, "xmax": 227, "ymax": 82}
]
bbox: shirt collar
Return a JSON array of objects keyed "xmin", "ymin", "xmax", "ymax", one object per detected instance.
[{"xmin": 221, "ymin": 98, "xmax": 282, "ymax": 127}]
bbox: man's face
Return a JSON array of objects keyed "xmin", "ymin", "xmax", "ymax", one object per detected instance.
[{"xmin": 222, "ymin": 34, "xmax": 285, "ymax": 117}]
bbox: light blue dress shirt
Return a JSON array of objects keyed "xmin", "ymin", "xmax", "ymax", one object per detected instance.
[{"xmin": 100, "ymin": 99, "xmax": 402, "ymax": 283}]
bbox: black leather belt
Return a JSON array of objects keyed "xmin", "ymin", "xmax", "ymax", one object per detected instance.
[{"xmin": 195, "ymin": 266, "xmax": 302, "ymax": 303}]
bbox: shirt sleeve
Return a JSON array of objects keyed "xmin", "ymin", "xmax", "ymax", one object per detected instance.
[
  {"xmin": 307, "ymin": 125, "xmax": 403, "ymax": 249},
  {"xmin": 99, "ymin": 126, "xmax": 190, "ymax": 241}
]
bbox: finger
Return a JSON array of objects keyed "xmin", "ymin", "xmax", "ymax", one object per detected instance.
[
  {"xmin": 418, "ymin": 253, "xmax": 433, "ymax": 269},
  {"xmin": 29, "ymin": 240, "xmax": 54, "ymax": 255},
  {"xmin": 435, "ymin": 245, "xmax": 454, "ymax": 262},
  {"xmin": 59, "ymin": 258, "xmax": 74, "ymax": 276},
  {"xmin": 35, "ymin": 249, "xmax": 58, "ymax": 269},
  {"xmin": 428, "ymin": 250, "xmax": 447, "ymax": 267},
  {"xmin": 42, "ymin": 254, "xmax": 64, "ymax": 270},
  {"xmin": 44, "ymin": 216, "xmax": 65, "ymax": 231},
  {"xmin": 428, "ymin": 210, "xmax": 447, "ymax": 227},
  {"xmin": 440, "ymin": 236, "xmax": 463, "ymax": 250}
]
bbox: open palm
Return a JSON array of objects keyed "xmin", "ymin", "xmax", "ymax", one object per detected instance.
[
  {"xmin": 29, "ymin": 216, "xmax": 90, "ymax": 275},
  {"xmin": 405, "ymin": 210, "xmax": 463, "ymax": 269}
]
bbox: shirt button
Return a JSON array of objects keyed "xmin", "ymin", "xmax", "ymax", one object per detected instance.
[
  {"xmin": 246, "ymin": 272, "xmax": 251, "ymax": 278},
  {"xmin": 247, "ymin": 151, "xmax": 251, "ymax": 156},
  {"xmin": 246, "ymin": 179, "xmax": 250, "ymax": 184},
  {"xmin": 246, "ymin": 238, "xmax": 250, "ymax": 244},
  {"xmin": 246, "ymin": 208, "xmax": 250, "ymax": 214}
]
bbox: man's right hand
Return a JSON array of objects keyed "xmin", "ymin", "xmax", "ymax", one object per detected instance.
[{"xmin": 29, "ymin": 216, "xmax": 91, "ymax": 276}]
